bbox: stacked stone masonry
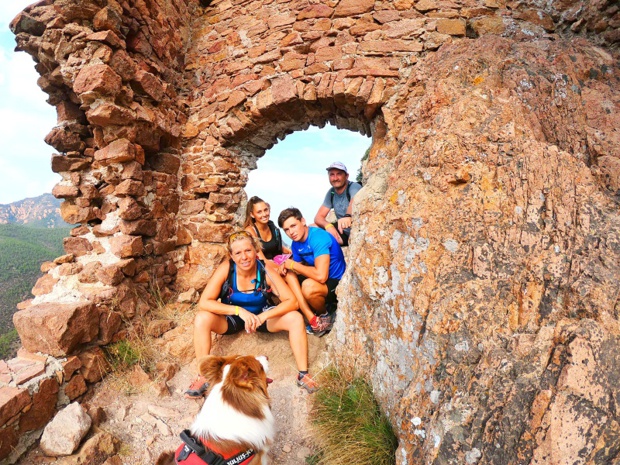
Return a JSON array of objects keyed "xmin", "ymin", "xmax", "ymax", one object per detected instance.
[{"xmin": 5, "ymin": 0, "xmax": 620, "ymax": 463}]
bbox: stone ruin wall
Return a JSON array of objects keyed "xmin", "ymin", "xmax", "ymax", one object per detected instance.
[{"xmin": 1, "ymin": 0, "xmax": 619, "ymax": 463}]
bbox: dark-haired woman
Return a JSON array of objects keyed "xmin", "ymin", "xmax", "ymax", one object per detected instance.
[
  {"xmin": 185, "ymin": 230, "xmax": 317, "ymax": 398},
  {"xmin": 244, "ymin": 196, "xmax": 290, "ymax": 261}
]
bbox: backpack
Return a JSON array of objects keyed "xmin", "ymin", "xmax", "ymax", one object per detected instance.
[{"xmin": 219, "ymin": 259, "xmax": 271, "ymax": 303}]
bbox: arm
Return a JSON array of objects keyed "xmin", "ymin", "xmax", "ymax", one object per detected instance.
[
  {"xmin": 257, "ymin": 261, "xmax": 298, "ymax": 324},
  {"xmin": 283, "ymin": 254, "xmax": 330, "ymax": 284},
  {"xmin": 314, "ymin": 205, "xmax": 343, "ymax": 244}
]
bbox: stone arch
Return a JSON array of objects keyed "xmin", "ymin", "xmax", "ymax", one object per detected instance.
[{"xmin": 5, "ymin": 0, "xmax": 620, "ymax": 463}]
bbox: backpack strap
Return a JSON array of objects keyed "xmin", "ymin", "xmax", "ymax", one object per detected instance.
[
  {"xmin": 218, "ymin": 259, "xmax": 235, "ymax": 303},
  {"xmin": 330, "ymin": 181, "xmax": 353, "ymax": 209}
]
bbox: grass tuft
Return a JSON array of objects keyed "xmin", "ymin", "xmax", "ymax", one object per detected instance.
[{"xmin": 309, "ymin": 367, "xmax": 398, "ymax": 465}]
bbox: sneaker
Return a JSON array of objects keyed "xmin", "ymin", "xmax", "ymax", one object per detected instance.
[
  {"xmin": 184, "ymin": 376, "xmax": 209, "ymax": 399},
  {"xmin": 307, "ymin": 320, "xmax": 326, "ymax": 337},
  {"xmin": 297, "ymin": 373, "xmax": 319, "ymax": 394},
  {"xmin": 313, "ymin": 313, "xmax": 334, "ymax": 332}
]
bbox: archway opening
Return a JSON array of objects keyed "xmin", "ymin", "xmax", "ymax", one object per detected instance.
[{"xmin": 244, "ymin": 123, "xmax": 370, "ymax": 232}]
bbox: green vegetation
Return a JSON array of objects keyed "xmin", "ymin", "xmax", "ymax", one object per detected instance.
[
  {"xmin": 0, "ymin": 224, "xmax": 70, "ymax": 359},
  {"xmin": 309, "ymin": 367, "xmax": 398, "ymax": 465}
]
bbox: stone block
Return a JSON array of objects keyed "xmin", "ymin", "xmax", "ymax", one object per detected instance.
[
  {"xmin": 7, "ymin": 357, "xmax": 46, "ymax": 385},
  {"xmin": 62, "ymin": 356, "xmax": 82, "ymax": 381},
  {"xmin": 148, "ymin": 153, "xmax": 181, "ymax": 175},
  {"xmin": 86, "ymin": 103, "xmax": 134, "ymax": 126},
  {"xmin": 32, "ymin": 274, "xmax": 58, "ymax": 296},
  {"xmin": 114, "ymin": 179, "xmax": 145, "ymax": 197},
  {"xmin": 334, "ymin": 0, "xmax": 374, "ymax": 17},
  {"xmin": 73, "ymin": 64, "xmax": 122, "ymax": 97},
  {"xmin": 78, "ymin": 348, "xmax": 110, "ymax": 383},
  {"xmin": 0, "ymin": 387, "xmax": 30, "ymax": 427},
  {"xmin": 298, "ymin": 4, "xmax": 334, "ymax": 19},
  {"xmin": 436, "ymin": 18, "xmax": 466, "ymax": 36},
  {"xmin": 110, "ymin": 235, "xmax": 144, "ymax": 258},
  {"xmin": 19, "ymin": 378, "xmax": 59, "ymax": 432},
  {"xmin": 65, "ymin": 374, "xmax": 87, "ymax": 400},
  {"xmin": 120, "ymin": 219, "xmax": 157, "ymax": 236},
  {"xmin": 51, "ymin": 154, "xmax": 90, "ymax": 173},
  {"xmin": 63, "ymin": 236, "xmax": 93, "ymax": 257},
  {"xmin": 13, "ymin": 302, "xmax": 99, "ymax": 357},
  {"xmin": 359, "ymin": 39, "xmax": 423, "ymax": 53},
  {"xmin": 40, "ymin": 402, "xmax": 92, "ymax": 457},
  {"xmin": 94, "ymin": 139, "xmax": 137, "ymax": 166},
  {"xmin": 470, "ymin": 16, "xmax": 506, "ymax": 36},
  {"xmin": 86, "ymin": 30, "xmax": 125, "ymax": 49}
]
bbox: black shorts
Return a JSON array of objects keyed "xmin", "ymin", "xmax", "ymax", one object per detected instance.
[
  {"xmin": 298, "ymin": 275, "xmax": 340, "ymax": 304},
  {"xmin": 223, "ymin": 312, "xmax": 270, "ymax": 335}
]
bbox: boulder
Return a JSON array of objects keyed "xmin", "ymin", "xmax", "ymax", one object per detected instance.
[
  {"xmin": 40, "ymin": 402, "xmax": 92, "ymax": 456},
  {"xmin": 13, "ymin": 302, "xmax": 99, "ymax": 357}
]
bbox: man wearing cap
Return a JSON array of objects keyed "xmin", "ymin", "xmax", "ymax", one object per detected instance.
[{"xmin": 314, "ymin": 161, "xmax": 362, "ymax": 247}]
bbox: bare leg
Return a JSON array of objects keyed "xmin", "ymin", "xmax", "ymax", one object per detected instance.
[
  {"xmin": 193, "ymin": 311, "xmax": 229, "ymax": 359},
  {"xmin": 285, "ymin": 272, "xmax": 316, "ymax": 322},
  {"xmin": 267, "ymin": 311, "xmax": 308, "ymax": 372},
  {"xmin": 301, "ymin": 279, "xmax": 328, "ymax": 315}
]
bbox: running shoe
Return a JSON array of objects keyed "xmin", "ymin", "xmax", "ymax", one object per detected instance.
[
  {"xmin": 297, "ymin": 373, "xmax": 319, "ymax": 393},
  {"xmin": 184, "ymin": 375, "xmax": 209, "ymax": 399}
]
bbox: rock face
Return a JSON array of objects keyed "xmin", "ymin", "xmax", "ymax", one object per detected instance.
[
  {"xmin": 8, "ymin": 0, "xmax": 620, "ymax": 464},
  {"xmin": 0, "ymin": 193, "xmax": 66, "ymax": 227}
]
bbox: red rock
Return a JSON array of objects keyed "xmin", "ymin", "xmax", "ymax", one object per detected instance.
[
  {"xmin": 0, "ymin": 387, "xmax": 30, "ymax": 427},
  {"xmin": 436, "ymin": 18, "xmax": 466, "ymax": 35},
  {"xmin": 51, "ymin": 154, "xmax": 90, "ymax": 173},
  {"xmin": 148, "ymin": 152, "xmax": 181, "ymax": 175},
  {"xmin": 93, "ymin": 5, "xmax": 123, "ymax": 34},
  {"xmin": 60, "ymin": 202, "xmax": 93, "ymax": 224},
  {"xmin": 31, "ymin": 274, "xmax": 58, "ymax": 296},
  {"xmin": 73, "ymin": 64, "xmax": 122, "ymax": 97},
  {"xmin": 0, "ymin": 425, "xmax": 18, "ymax": 461},
  {"xmin": 298, "ymin": 4, "xmax": 334, "ymax": 19},
  {"xmin": 94, "ymin": 139, "xmax": 137, "ymax": 166},
  {"xmin": 78, "ymin": 347, "xmax": 109, "ymax": 383},
  {"xmin": 133, "ymin": 69, "xmax": 166, "ymax": 101},
  {"xmin": 119, "ymin": 219, "xmax": 157, "ymax": 236},
  {"xmin": 45, "ymin": 126, "xmax": 85, "ymax": 152},
  {"xmin": 146, "ymin": 319, "xmax": 175, "ymax": 338},
  {"xmin": 9, "ymin": 11, "xmax": 45, "ymax": 36},
  {"xmin": 334, "ymin": 0, "xmax": 374, "ymax": 17},
  {"xmin": 63, "ymin": 236, "xmax": 93, "ymax": 257},
  {"xmin": 110, "ymin": 235, "xmax": 144, "ymax": 258},
  {"xmin": 52, "ymin": 183, "xmax": 79, "ymax": 198},
  {"xmin": 98, "ymin": 310, "xmax": 122, "ymax": 344},
  {"xmin": 86, "ymin": 103, "xmax": 134, "ymax": 126},
  {"xmin": 19, "ymin": 378, "xmax": 59, "ymax": 433},
  {"xmin": 62, "ymin": 356, "xmax": 82, "ymax": 381},
  {"xmin": 7, "ymin": 357, "xmax": 46, "ymax": 385},
  {"xmin": 115, "ymin": 179, "xmax": 145, "ymax": 197},
  {"xmin": 13, "ymin": 302, "xmax": 99, "ymax": 357},
  {"xmin": 85, "ymin": 30, "xmax": 125, "ymax": 49},
  {"xmin": 65, "ymin": 374, "xmax": 87, "ymax": 400},
  {"xmin": 359, "ymin": 39, "xmax": 424, "ymax": 53}
]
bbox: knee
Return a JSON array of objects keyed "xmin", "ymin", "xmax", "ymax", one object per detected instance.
[{"xmin": 194, "ymin": 311, "xmax": 214, "ymax": 330}]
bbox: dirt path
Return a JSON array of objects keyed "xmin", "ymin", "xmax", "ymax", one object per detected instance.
[{"xmin": 21, "ymin": 313, "xmax": 330, "ymax": 464}]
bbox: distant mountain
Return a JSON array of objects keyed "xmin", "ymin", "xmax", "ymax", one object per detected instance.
[{"xmin": 0, "ymin": 193, "xmax": 67, "ymax": 228}]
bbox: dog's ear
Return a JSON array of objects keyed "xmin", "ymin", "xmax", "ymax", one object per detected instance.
[
  {"xmin": 198, "ymin": 355, "xmax": 229, "ymax": 385},
  {"xmin": 229, "ymin": 357, "xmax": 268, "ymax": 392}
]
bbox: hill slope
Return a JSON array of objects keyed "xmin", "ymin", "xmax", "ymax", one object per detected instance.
[
  {"xmin": 0, "ymin": 224, "xmax": 70, "ymax": 359},
  {"xmin": 0, "ymin": 193, "xmax": 65, "ymax": 228}
]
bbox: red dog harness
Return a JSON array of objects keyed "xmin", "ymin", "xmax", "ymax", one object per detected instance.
[{"xmin": 175, "ymin": 430, "xmax": 256, "ymax": 465}]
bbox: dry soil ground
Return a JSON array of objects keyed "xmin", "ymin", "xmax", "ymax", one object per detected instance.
[{"xmin": 20, "ymin": 311, "xmax": 331, "ymax": 464}]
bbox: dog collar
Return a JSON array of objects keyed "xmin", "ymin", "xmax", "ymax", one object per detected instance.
[{"xmin": 175, "ymin": 430, "xmax": 256, "ymax": 465}]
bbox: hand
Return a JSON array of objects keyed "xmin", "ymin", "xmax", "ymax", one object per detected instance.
[
  {"xmin": 239, "ymin": 308, "xmax": 261, "ymax": 333},
  {"xmin": 326, "ymin": 226, "xmax": 343, "ymax": 245},
  {"xmin": 283, "ymin": 260, "xmax": 297, "ymax": 274},
  {"xmin": 278, "ymin": 263, "xmax": 288, "ymax": 277},
  {"xmin": 337, "ymin": 216, "xmax": 352, "ymax": 233}
]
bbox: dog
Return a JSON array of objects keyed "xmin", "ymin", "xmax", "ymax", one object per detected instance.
[{"xmin": 156, "ymin": 355, "xmax": 275, "ymax": 465}]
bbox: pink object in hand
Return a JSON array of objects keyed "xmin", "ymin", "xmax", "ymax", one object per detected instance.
[{"xmin": 272, "ymin": 254, "xmax": 291, "ymax": 265}]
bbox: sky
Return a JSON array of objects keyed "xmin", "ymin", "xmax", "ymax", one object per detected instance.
[{"xmin": 0, "ymin": 2, "xmax": 371, "ymax": 222}]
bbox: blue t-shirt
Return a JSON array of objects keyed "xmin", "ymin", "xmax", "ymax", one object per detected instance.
[{"xmin": 291, "ymin": 227, "xmax": 346, "ymax": 281}]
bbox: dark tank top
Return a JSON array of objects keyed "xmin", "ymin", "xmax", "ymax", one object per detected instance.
[{"xmin": 253, "ymin": 220, "xmax": 282, "ymax": 259}]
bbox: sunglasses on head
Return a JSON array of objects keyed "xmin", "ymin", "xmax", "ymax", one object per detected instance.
[{"xmin": 228, "ymin": 230, "xmax": 253, "ymax": 243}]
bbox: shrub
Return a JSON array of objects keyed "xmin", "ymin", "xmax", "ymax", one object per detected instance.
[{"xmin": 309, "ymin": 367, "xmax": 398, "ymax": 465}]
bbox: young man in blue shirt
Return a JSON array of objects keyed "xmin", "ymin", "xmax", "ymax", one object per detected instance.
[{"xmin": 277, "ymin": 207, "xmax": 346, "ymax": 335}]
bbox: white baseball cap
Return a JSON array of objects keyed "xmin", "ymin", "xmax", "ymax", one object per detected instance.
[{"xmin": 326, "ymin": 161, "xmax": 348, "ymax": 174}]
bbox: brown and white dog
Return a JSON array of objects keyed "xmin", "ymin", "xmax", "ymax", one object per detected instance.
[{"xmin": 157, "ymin": 355, "xmax": 274, "ymax": 465}]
